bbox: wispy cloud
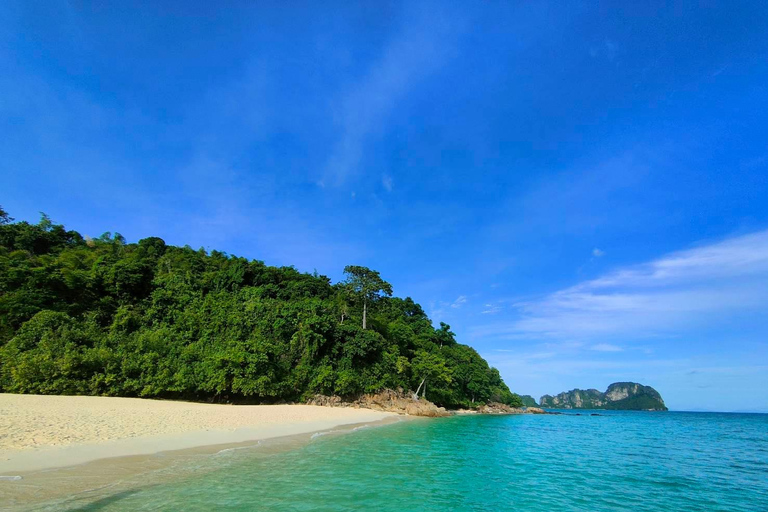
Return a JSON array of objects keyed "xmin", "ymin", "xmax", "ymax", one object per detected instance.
[
  {"xmin": 323, "ymin": 4, "xmax": 455, "ymax": 185},
  {"xmin": 589, "ymin": 230, "xmax": 768, "ymax": 287},
  {"xmin": 428, "ymin": 293, "xmax": 468, "ymax": 322},
  {"xmin": 592, "ymin": 248, "xmax": 605, "ymax": 257},
  {"xmin": 482, "ymin": 303, "xmax": 502, "ymax": 314},
  {"xmin": 382, "ymin": 175, "xmax": 393, "ymax": 192},
  {"xmin": 475, "ymin": 229, "xmax": 768, "ymax": 340},
  {"xmin": 451, "ymin": 295, "xmax": 468, "ymax": 309}
]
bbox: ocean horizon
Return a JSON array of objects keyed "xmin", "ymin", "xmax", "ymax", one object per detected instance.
[{"xmin": 25, "ymin": 410, "xmax": 768, "ymax": 512}]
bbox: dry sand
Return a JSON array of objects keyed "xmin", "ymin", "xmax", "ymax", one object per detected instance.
[{"xmin": 0, "ymin": 393, "xmax": 395, "ymax": 473}]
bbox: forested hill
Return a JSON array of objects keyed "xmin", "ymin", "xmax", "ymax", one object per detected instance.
[
  {"xmin": 0, "ymin": 208, "xmax": 521, "ymax": 409},
  {"xmin": 539, "ymin": 382, "xmax": 667, "ymax": 411}
]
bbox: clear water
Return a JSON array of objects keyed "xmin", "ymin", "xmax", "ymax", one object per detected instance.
[{"xmin": 37, "ymin": 412, "xmax": 768, "ymax": 511}]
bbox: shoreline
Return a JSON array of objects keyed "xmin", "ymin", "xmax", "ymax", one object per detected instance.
[
  {"xmin": 0, "ymin": 393, "xmax": 396, "ymax": 474},
  {"xmin": 0, "ymin": 392, "xmax": 546, "ymax": 480},
  {"xmin": 1, "ymin": 416, "xmax": 406, "ymax": 512},
  {"xmin": 0, "ymin": 415, "xmax": 401, "ymax": 474},
  {"xmin": 0, "ymin": 393, "xmax": 406, "ymax": 511}
]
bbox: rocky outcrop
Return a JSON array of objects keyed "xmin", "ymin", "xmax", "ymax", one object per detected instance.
[
  {"xmin": 539, "ymin": 382, "xmax": 667, "ymax": 411},
  {"xmin": 306, "ymin": 388, "xmax": 450, "ymax": 417},
  {"xmin": 306, "ymin": 390, "xmax": 551, "ymax": 417},
  {"xmin": 470, "ymin": 403, "xmax": 549, "ymax": 415},
  {"xmin": 475, "ymin": 402, "xmax": 525, "ymax": 414},
  {"xmin": 520, "ymin": 395, "xmax": 539, "ymax": 407},
  {"xmin": 540, "ymin": 388, "xmax": 605, "ymax": 409}
]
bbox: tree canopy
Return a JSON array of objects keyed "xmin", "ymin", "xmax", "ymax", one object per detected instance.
[
  {"xmin": 342, "ymin": 265, "xmax": 392, "ymax": 329},
  {"xmin": 0, "ymin": 210, "xmax": 522, "ymax": 408}
]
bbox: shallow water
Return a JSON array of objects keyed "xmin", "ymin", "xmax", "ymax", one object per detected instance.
[{"xmin": 14, "ymin": 411, "xmax": 768, "ymax": 511}]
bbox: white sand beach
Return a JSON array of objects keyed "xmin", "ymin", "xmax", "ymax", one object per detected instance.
[{"xmin": 0, "ymin": 393, "xmax": 395, "ymax": 473}]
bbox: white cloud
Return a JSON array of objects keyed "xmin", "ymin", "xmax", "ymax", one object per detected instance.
[
  {"xmin": 476, "ymin": 229, "xmax": 768, "ymax": 340},
  {"xmin": 589, "ymin": 230, "xmax": 768, "ymax": 288},
  {"xmin": 428, "ymin": 294, "xmax": 468, "ymax": 322},
  {"xmin": 382, "ymin": 175, "xmax": 393, "ymax": 192},
  {"xmin": 482, "ymin": 303, "xmax": 502, "ymax": 314},
  {"xmin": 592, "ymin": 248, "xmax": 605, "ymax": 257},
  {"xmin": 451, "ymin": 295, "xmax": 467, "ymax": 309}
]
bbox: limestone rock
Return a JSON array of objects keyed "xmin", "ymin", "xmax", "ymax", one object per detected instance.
[
  {"xmin": 539, "ymin": 382, "xmax": 667, "ymax": 411},
  {"xmin": 475, "ymin": 402, "xmax": 523, "ymax": 414}
]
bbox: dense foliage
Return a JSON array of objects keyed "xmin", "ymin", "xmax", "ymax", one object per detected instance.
[
  {"xmin": 602, "ymin": 384, "xmax": 668, "ymax": 411},
  {"xmin": 602, "ymin": 395, "xmax": 667, "ymax": 411},
  {"xmin": 0, "ymin": 209, "xmax": 521, "ymax": 409}
]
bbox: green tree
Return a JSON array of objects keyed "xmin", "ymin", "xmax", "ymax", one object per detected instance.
[
  {"xmin": 435, "ymin": 322, "xmax": 456, "ymax": 346},
  {"xmin": 332, "ymin": 284, "xmax": 351, "ymax": 324},
  {"xmin": 411, "ymin": 349, "xmax": 452, "ymax": 400},
  {"xmin": 342, "ymin": 265, "xmax": 392, "ymax": 329},
  {"xmin": 0, "ymin": 205, "xmax": 13, "ymax": 225}
]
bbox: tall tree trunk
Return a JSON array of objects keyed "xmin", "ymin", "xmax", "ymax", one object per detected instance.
[
  {"xmin": 414, "ymin": 377, "xmax": 426, "ymax": 399},
  {"xmin": 362, "ymin": 299, "xmax": 367, "ymax": 329}
]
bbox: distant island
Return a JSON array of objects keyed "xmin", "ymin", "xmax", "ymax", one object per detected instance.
[{"xmin": 539, "ymin": 382, "xmax": 667, "ymax": 411}]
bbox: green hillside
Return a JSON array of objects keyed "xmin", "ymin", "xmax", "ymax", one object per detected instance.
[{"xmin": 0, "ymin": 208, "xmax": 520, "ymax": 409}]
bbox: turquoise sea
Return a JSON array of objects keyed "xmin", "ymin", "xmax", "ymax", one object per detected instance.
[{"xmin": 36, "ymin": 411, "xmax": 768, "ymax": 511}]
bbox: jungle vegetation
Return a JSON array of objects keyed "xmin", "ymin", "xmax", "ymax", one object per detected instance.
[{"xmin": 0, "ymin": 207, "xmax": 521, "ymax": 408}]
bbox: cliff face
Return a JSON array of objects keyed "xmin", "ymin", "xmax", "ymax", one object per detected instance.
[{"xmin": 539, "ymin": 382, "xmax": 667, "ymax": 411}]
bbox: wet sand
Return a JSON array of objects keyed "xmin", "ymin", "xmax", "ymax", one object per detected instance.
[
  {"xmin": 0, "ymin": 394, "xmax": 394, "ymax": 472},
  {"xmin": 0, "ymin": 393, "xmax": 400, "ymax": 510}
]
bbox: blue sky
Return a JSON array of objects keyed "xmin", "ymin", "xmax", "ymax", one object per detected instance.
[{"xmin": 2, "ymin": 1, "xmax": 768, "ymax": 412}]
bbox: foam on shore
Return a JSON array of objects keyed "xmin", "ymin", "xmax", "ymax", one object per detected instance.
[{"xmin": 0, "ymin": 393, "xmax": 395, "ymax": 473}]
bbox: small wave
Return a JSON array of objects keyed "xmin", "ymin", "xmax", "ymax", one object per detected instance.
[
  {"xmin": 310, "ymin": 430, "xmax": 342, "ymax": 439},
  {"xmin": 216, "ymin": 441, "xmax": 262, "ymax": 455},
  {"xmin": 352, "ymin": 425, "xmax": 370, "ymax": 431},
  {"xmin": 0, "ymin": 475, "xmax": 22, "ymax": 481}
]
